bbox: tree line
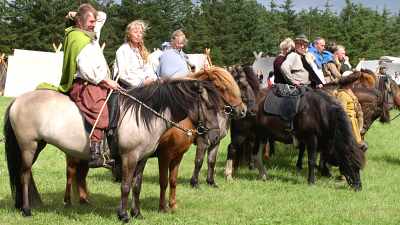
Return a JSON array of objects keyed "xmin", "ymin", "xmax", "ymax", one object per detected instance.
[{"xmin": 1, "ymin": 0, "xmax": 400, "ymax": 67}]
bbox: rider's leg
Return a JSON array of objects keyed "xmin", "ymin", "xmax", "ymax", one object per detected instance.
[{"xmin": 88, "ymin": 128, "xmax": 114, "ymax": 168}]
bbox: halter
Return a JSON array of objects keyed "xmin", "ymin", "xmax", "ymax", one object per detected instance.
[
  {"xmin": 222, "ymin": 99, "xmax": 243, "ymax": 116},
  {"xmin": 194, "ymin": 85, "xmax": 210, "ymax": 136}
]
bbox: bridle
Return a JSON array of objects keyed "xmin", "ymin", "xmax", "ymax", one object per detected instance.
[
  {"xmin": 222, "ymin": 100, "xmax": 243, "ymax": 116},
  {"xmin": 194, "ymin": 84, "xmax": 221, "ymax": 136}
]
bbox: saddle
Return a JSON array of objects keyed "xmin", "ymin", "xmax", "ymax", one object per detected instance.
[{"xmin": 263, "ymin": 84, "xmax": 307, "ymax": 121}]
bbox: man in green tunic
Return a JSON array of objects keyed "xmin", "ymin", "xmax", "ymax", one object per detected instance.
[{"xmin": 61, "ymin": 4, "xmax": 119, "ymax": 168}]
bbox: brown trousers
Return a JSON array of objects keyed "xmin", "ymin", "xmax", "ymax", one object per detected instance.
[{"xmin": 69, "ymin": 79, "xmax": 109, "ymax": 142}]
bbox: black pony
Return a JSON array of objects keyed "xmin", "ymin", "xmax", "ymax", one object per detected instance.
[
  {"xmin": 225, "ymin": 65, "xmax": 260, "ymax": 179},
  {"xmin": 256, "ymin": 87, "xmax": 365, "ymax": 190}
]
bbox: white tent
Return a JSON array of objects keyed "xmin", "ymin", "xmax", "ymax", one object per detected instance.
[
  {"xmin": 252, "ymin": 52, "xmax": 275, "ymax": 88},
  {"xmin": 4, "ymin": 49, "xmax": 63, "ymax": 97},
  {"xmin": 356, "ymin": 56, "xmax": 400, "ymax": 84}
]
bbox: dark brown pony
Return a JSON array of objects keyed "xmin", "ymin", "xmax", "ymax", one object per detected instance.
[
  {"xmin": 224, "ymin": 65, "xmax": 261, "ymax": 179},
  {"xmin": 296, "ymin": 70, "xmax": 400, "ymax": 176},
  {"xmin": 63, "ymin": 67, "xmax": 246, "ymax": 215},
  {"xmin": 256, "ymin": 87, "xmax": 365, "ymax": 190}
]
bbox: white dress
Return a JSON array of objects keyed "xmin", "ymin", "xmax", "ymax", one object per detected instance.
[{"xmin": 113, "ymin": 43, "xmax": 157, "ymax": 87}]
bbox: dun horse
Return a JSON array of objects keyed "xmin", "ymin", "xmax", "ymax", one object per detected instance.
[
  {"xmin": 63, "ymin": 67, "xmax": 247, "ymax": 215},
  {"xmin": 4, "ymin": 78, "xmax": 223, "ymax": 222}
]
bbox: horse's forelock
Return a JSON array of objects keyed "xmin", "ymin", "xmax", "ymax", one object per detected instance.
[
  {"xmin": 359, "ymin": 71, "xmax": 376, "ymax": 88},
  {"xmin": 192, "ymin": 67, "xmax": 241, "ymax": 99}
]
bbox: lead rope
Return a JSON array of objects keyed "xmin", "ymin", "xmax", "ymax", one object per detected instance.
[
  {"xmin": 118, "ymin": 89, "xmax": 196, "ymax": 136},
  {"xmin": 391, "ymin": 112, "xmax": 400, "ymax": 121}
]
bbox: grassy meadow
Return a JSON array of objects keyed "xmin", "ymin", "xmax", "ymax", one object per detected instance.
[{"xmin": 0, "ymin": 96, "xmax": 400, "ymax": 225}]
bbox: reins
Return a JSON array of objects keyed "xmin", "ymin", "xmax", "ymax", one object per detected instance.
[
  {"xmin": 391, "ymin": 111, "xmax": 400, "ymax": 121},
  {"xmin": 118, "ymin": 89, "xmax": 198, "ymax": 136}
]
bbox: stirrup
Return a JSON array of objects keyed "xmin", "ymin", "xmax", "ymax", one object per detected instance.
[{"xmin": 101, "ymin": 153, "xmax": 115, "ymax": 169}]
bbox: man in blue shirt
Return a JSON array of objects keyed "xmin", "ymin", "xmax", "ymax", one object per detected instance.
[
  {"xmin": 157, "ymin": 30, "xmax": 191, "ymax": 78},
  {"xmin": 308, "ymin": 37, "xmax": 326, "ymax": 69}
]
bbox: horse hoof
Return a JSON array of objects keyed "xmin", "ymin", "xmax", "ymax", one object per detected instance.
[
  {"xmin": 79, "ymin": 198, "xmax": 90, "ymax": 205},
  {"xmin": 207, "ymin": 182, "xmax": 219, "ymax": 188},
  {"xmin": 249, "ymin": 163, "xmax": 255, "ymax": 170},
  {"xmin": 308, "ymin": 180, "xmax": 316, "ymax": 185},
  {"xmin": 353, "ymin": 184, "xmax": 362, "ymax": 192},
  {"xmin": 159, "ymin": 207, "xmax": 168, "ymax": 213},
  {"xmin": 130, "ymin": 209, "xmax": 143, "ymax": 219},
  {"xmin": 169, "ymin": 203, "xmax": 177, "ymax": 211},
  {"xmin": 259, "ymin": 174, "xmax": 267, "ymax": 181},
  {"xmin": 117, "ymin": 211, "xmax": 130, "ymax": 223},
  {"xmin": 190, "ymin": 180, "xmax": 199, "ymax": 188},
  {"xmin": 64, "ymin": 202, "xmax": 71, "ymax": 208},
  {"xmin": 21, "ymin": 208, "xmax": 32, "ymax": 217}
]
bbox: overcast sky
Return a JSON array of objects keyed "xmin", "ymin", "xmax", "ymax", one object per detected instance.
[
  {"xmin": 260, "ymin": 0, "xmax": 400, "ymax": 13},
  {"xmin": 113, "ymin": 0, "xmax": 400, "ymax": 14}
]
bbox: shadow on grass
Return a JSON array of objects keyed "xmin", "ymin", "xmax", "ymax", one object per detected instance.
[
  {"xmin": 370, "ymin": 154, "xmax": 400, "ymax": 165},
  {"xmin": 89, "ymin": 171, "xmax": 194, "ymax": 187},
  {"xmin": 0, "ymin": 191, "xmax": 161, "ymax": 219},
  {"xmin": 215, "ymin": 142, "xmax": 304, "ymax": 180}
]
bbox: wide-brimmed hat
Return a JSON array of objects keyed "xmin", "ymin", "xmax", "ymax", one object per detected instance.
[
  {"xmin": 294, "ymin": 34, "xmax": 309, "ymax": 44},
  {"xmin": 339, "ymin": 71, "xmax": 360, "ymax": 86}
]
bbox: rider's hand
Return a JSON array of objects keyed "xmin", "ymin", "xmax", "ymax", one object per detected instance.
[
  {"xmin": 143, "ymin": 77, "xmax": 156, "ymax": 86},
  {"xmin": 66, "ymin": 11, "xmax": 77, "ymax": 20},
  {"xmin": 100, "ymin": 79, "xmax": 120, "ymax": 90},
  {"xmin": 292, "ymin": 80, "xmax": 301, "ymax": 86}
]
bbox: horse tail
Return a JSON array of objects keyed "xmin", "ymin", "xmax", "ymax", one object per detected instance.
[
  {"xmin": 331, "ymin": 104, "xmax": 365, "ymax": 171},
  {"xmin": 3, "ymin": 100, "xmax": 42, "ymax": 209},
  {"xmin": 4, "ymin": 100, "xmax": 23, "ymax": 208}
]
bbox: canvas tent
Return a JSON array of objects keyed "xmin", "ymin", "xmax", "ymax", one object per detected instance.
[
  {"xmin": 356, "ymin": 56, "xmax": 400, "ymax": 84},
  {"xmin": 252, "ymin": 52, "xmax": 275, "ymax": 88},
  {"xmin": 4, "ymin": 49, "xmax": 63, "ymax": 97},
  {"xmin": 4, "ymin": 49, "xmax": 210, "ymax": 97}
]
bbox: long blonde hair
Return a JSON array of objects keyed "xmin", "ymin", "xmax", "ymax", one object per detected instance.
[
  {"xmin": 125, "ymin": 20, "xmax": 150, "ymax": 63},
  {"xmin": 279, "ymin": 38, "xmax": 295, "ymax": 55}
]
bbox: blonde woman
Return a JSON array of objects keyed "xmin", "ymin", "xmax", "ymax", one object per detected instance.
[
  {"xmin": 114, "ymin": 20, "xmax": 157, "ymax": 88},
  {"xmin": 273, "ymin": 37, "xmax": 294, "ymax": 84}
]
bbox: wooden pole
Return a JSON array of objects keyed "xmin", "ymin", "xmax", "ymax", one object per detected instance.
[{"xmin": 204, "ymin": 48, "xmax": 213, "ymax": 68}]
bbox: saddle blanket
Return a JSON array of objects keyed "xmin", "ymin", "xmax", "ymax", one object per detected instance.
[{"xmin": 263, "ymin": 84, "xmax": 306, "ymax": 121}]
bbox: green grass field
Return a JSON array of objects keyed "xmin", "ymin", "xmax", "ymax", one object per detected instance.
[{"xmin": 0, "ymin": 96, "xmax": 400, "ymax": 225}]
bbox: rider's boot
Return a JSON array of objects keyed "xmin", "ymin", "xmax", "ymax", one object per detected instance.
[
  {"xmin": 88, "ymin": 142, "xmax": 104, "ymax": 168},
  {"xmin": 88, "ymin": 142, "xmax": 115, "ymax": 168}
]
